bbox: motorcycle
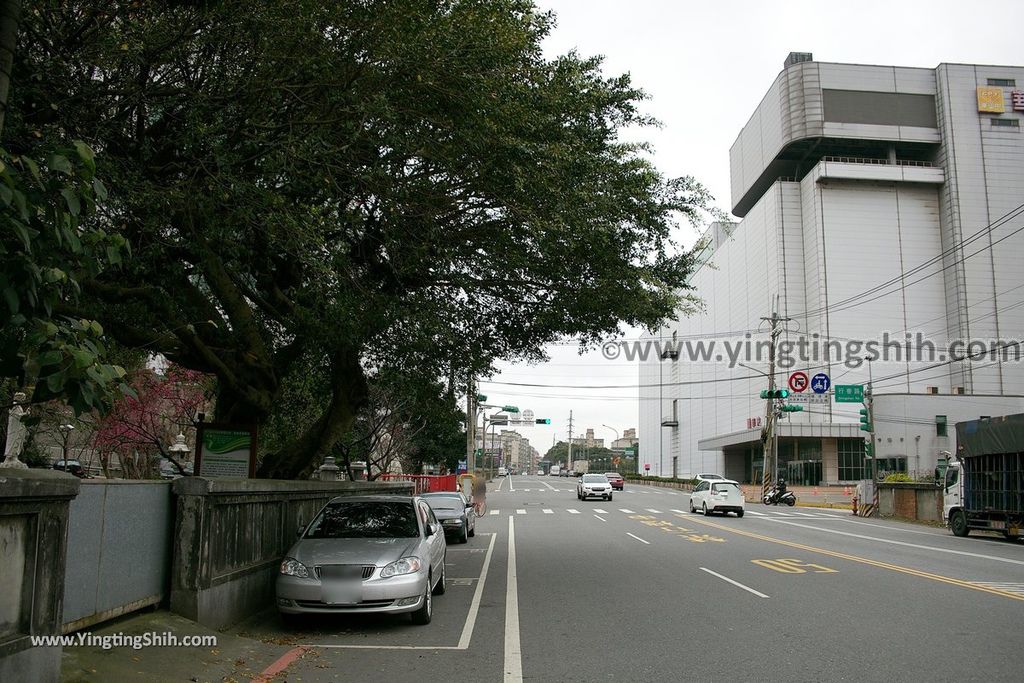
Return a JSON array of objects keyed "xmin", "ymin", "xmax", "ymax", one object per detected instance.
[{"xmin": 762, "ymin": 485, "xmax": 797, "ymax": 506}]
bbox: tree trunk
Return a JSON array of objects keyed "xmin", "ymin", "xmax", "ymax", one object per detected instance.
[
  {"xmin": 256, "ymin": 348, "xmax": 368, "ymax": 479},
  {"xmin": 0, "ymin": 0, "xmax": 19, "ymax": 138}
]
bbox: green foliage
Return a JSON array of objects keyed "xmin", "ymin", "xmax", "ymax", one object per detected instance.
[
  {"xmin": 883, "ymin": 472, "xmax": 914, "ymax": 483},
  {"xmin": 0, "ymin": 143, "xmax": 131, "ymax": 413},
  {"xmin": 12, "ymin": 1, "xmax": 715, "ymax": 474}
]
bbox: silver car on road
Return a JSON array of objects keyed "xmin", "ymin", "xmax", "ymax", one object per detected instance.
[{"xmin": 276, "ymin": 495, "xmax": 447, "ymax": 625}]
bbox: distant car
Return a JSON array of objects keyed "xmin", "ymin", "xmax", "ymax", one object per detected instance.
[
  {"xmin": 694, "ymin": 473, "xmax": 726, "ymax": 482},
  {"xmin": 497, "ymin": 467, "xmax": 507, "ymax": 477},
  {"xmin": 277, "ymin": 495, "xmax": 447, "ymax": 625},
  {"xmin": 577, "ymin": 474, "xmax": 613, "ymax": 501},
  {"xmin": 53, "ymin": 460, "xmax": 86, "ymax": 478},
  {"xmin": 604, "ymin": 472, "xmax": 624, "ymax": 490},
  {"xmin": 689, "ymin": 479, "xmax": 744, "ymax": 517},
  {"xmin": 422, "ymin": 492, "xmax": 475, "ymax": 544}
]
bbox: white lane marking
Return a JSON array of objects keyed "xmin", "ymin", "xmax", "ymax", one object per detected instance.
[
  {"xmin": 765, "ymin": 519, "xmax": 1024, "ymax": 566},
  {"xmin": 766, "ymin": 511, "xmax": 793, "ymax": 517},
  {"xmin": 542, "ymin": 509, "xmax": 554, "ymax": 514},
  {"xmin": 744, "ymin": 510, "xmax": 767, "ymax": 516},
  {"xmin": 515, "ymin": 509, "xmax": 526, "ymax": 515},
  {"xmin": 593, "ymin": 508, "xmax": 608, "ymax": 514},
  {"xmin": 627, "ymin": 532, "xmax": 650, "ymax": 545},
  {"xmin": 971, "ymin": 582, "xmax": 1024, "ymax": 596},
  {"xmin": 837, "ymin": 517, "xmax": 953, "ymax": 536},
  {"xmin": 567, "ymin": 509, "xmax": 580, "ymax": 514},
  {"xmin": 490, "ymin": 510, "xmax": 500, "ymax": 516},
  {"xmin": 699, "ymin": 567, "xmax": 770, "ymax": 599},
  {"xmin": 666, "ymin": 492, "xmax": 679, "ymax": 496},
  {"xmin": 504, "ymin": 517, "xmax": 523, "ymax": 683},
  {"xmin": 508, "ymin": 477, "xmax": 515, "ymax": 493},
  {"xmin": 553, "ymin": 489, "xmax": 562, "ymax": 492},
  {"xmin": 670, "ymin": 509, "xmax": 687, "ymax": 514},
  {"xmin": 787, "ymin": 512, "xmax": 819, "ymax": 518},
  {"xmin": 619, "ymin": 508, "xmax": 635, "ymax": 514},
  {"xmin": 646, "ymin": 508, "xmax": 662, "ymax": 514},
  {"xmin": 594, "ymin": 515, "xmax": 607, "ymax": 522},
  {"xmin": 523, "ymin": 488, "xmax": 531, "ymax": 492}
]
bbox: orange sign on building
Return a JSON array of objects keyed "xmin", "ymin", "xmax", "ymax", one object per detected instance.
[{"xmin": 977, "ymin": 86, "xmax": 1005, "ymax": 113}]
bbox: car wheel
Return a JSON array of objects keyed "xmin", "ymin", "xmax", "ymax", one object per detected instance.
[
  {"xmin": 736, "ymin": 510, "xmax": 744, "ymax": 518},
  {"xmin": 607, "ymin": 494, "xmax": 613, "ymax": 501},
  {"xmin": 468, "ymin": 521, "xmax": 475, "ymax": 538},
  {"xmin": 702, "ymin": 502, "xmax": 710, "ymax": 516},
  {"xmin": 433, "ymin": 559, "xmax": 447, "ymax": 595},
  {"xmin": 689, "ymin": 500, "xmax": 696, "ymax": 513},
  {"xmin": 412, "ymin": 577, "xmax": 433, "ymax": 625},
  {"xmin": 459, "ymin": 524, "xmax": 469, "ymax": 544}
]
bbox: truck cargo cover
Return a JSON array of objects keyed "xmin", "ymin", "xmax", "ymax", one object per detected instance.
[{"xmin": 956, "ymin": 413, "xmax": 1024, "ymax": 457}]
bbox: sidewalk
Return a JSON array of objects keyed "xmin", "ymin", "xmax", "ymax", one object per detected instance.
[{"xmin": 60, "ymin": 609, "xmax": 296, "ymax": 683}]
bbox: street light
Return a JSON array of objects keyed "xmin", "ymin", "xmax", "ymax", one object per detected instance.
[{"xmin": 57, "ymin": 423, "xmax": 75, "ymax": 471}]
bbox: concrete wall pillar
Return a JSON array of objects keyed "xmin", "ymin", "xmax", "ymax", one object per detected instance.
[
  {"xmin": 823, "ymin": 439, "xmax": 839, "ymax": 484},
  {"xmin": 0, "ymin": 469, "xmax": 80, "ymax": 682}
]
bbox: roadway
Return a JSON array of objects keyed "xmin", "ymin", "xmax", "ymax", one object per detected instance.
[{"xmin": 248, "ymin": 475, "xmax": 1024, "ymax": 682}]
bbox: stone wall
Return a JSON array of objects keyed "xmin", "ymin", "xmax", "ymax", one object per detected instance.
[{"xmin": 878, "ymin": 482, "xmax": 943, "ymax": 522}]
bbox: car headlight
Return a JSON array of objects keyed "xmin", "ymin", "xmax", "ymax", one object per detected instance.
[
  {"xmin": 380, "ymin": 557, "xmax": 423, "ymax": 578},
  {"xmin": 280, "ymin": 557, "xmax": 311, "ymax": 578}
]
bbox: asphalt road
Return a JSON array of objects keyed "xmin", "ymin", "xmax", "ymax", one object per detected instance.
[{"xmin": 252, "ymin": 475, "xmax": 1024, "ymax": 682}]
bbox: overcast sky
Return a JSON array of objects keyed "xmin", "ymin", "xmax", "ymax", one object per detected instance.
[{"xmin": 478, "ymin": 0, "xmax": 1024, "ymax": 458}]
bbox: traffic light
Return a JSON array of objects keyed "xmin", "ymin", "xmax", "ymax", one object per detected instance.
[
  {"xmin": 780, "ymin": 404, "xmax": 804, "ymax": 412},
  {"xmin": 535, "ymin": 418, "xmax": 551, "ymax": 424},
  {"xmin": 859, "ymin": 407, "xmax": 872, "ymax": 432},
  {"xmin": 476, "ymin": 394, "xmax": 488, "ymax": 402},
  {"xmin": 863, "ymin": 440, "xmax": 874, "ymax": 457},
  {"xmin": 759, "ymin": 389, "xmax": 790, "ymax": 399}
]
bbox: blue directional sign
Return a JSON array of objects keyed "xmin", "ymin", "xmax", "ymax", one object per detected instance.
[{"xmin": 810, "ymin": 372, "xmax": 831, "ymax": 394}]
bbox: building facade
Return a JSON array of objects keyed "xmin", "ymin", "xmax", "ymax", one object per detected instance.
[{"xmin": 640, "ymin": 53, "xmax": 1024, "ymax": 484}]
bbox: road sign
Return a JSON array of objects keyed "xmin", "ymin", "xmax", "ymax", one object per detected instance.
[
  {"xmin": 834, "ymin": 384, "xmax": 864, "ymax": 403},
  {"xmin": 788, "ymin": 393, "xmax": 829, "ymax": 405},
  {"xmin": 810, "ymin": 372, "xmax": 831, "ymax": 394},
  {"xmin": 644, "ymin": 463, "xmax": 650, "ymax": 471},
  {"xmin": 613, "ymin": 457, "xmax": 621, "ymax": 466},
  {"xmin": 788, "ymin": 371, "xmax": 808, "ymax": 393}
]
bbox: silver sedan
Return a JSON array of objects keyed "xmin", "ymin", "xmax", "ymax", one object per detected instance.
[{"xmin": 276, "ymin": 495, "xmax": 447, "ymax": 625}]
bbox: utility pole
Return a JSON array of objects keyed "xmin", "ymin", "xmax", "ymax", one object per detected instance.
[
  {"xmin": 566, "ymin": 410, "xmax": 574, "ymax": 470},
  {"xmin": 865, "ymin": 357, "xmax": 878, "ymax": 516},
  {"xmin": 466, "ymin": 378, "xmax": 476, "ymax": 473},
  {"xmin": 760, "ymin": 298, "xmax": 791, "ymax": 502}
]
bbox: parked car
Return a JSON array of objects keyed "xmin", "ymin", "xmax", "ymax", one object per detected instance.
[
  {"xmin": 604, "ymin": 472, "xmax": 624, "ymax": 490},
  {"xmin": 276, "ymin": 495, "xmax": 447, "ymax": 625},
  {"xmin": 577, "ymin": 474, "xmax": 613, "ymax": 501},
  {"xmin": 422, "ymin": 492, "xmax": 475, "ymax": 544},
  {"xmin": 689, "ymin": 479, "xmax": 745, "ymax": 517},
  {"xmin": 52, "ymin": 460, "xmax": 86, "ymax": 478},
  {"xmin": 497, "ymin": 467, "xmax": 507, "ymax": 477}
]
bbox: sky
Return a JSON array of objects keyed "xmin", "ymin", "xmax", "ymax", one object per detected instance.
[{"xmin": 477, "ymin": 0, "xmax": 1024, "ymax": 458}]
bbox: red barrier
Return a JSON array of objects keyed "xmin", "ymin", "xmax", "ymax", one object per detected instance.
[{"xmin": 378, "ymin": 474, "xmax": 458, "ymax": 494}]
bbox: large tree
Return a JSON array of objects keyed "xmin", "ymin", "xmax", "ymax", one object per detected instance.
[{"xmin": 10, "ymin": 1, "xmax": 709, "ymax": 477}]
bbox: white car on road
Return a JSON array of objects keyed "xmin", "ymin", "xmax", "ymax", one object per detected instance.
[
  {"xmin": 577, "ymin": 474, "xmax": 613, "ymax": 501},
  {"xmin": 689, "ymin": 479, "xmax": 745, "ymax": 517}
]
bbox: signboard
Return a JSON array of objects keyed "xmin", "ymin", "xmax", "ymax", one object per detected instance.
[
  {"xmin": 834, "ymin": 385, "xmax": 864, "ymax": 403},
  {"xmin": 457, "ymin": 460, "xmax": 468, "ymax": 474},
  {"xmin": 788, "ymin": 371, "xmax": 808, "ymax": 393},
  {"xmin": 810, "ymin": 372, "xmax": 831, "ymax": 394},
  {"xmin": 194, "ymin": 424, "xmax": 257, "ymax": 478},
  {"xmin": 746, "ymin": 416, "xmax": 763, "ymax": 430},
  {"xmin": 977, "ymin": 86, "xmax": 1005, "ymax": 113},
  {"xmin": 1013, "ymin": 90, "xmax": 1024, "ymax": 112},
  {"xmin": 788, "ymin": 393, "xmax": 829, "ymax": 405},
  {"xmin": 644, "ymin": 463, "xmax": 651, "ymax": 471},
  {"xmin": 623, "ymin": 448, "xmax": 635, "ymax": 457}
]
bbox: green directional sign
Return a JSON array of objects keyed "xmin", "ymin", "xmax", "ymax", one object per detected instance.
[{"xmin": 835, "ymin": 384, "xmax": 864, "ymax": 403}]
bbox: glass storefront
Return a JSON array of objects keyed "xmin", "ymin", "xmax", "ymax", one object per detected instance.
[{"xmin": 739, "ymin": 439, "xmax": 823, "ymax": 486}]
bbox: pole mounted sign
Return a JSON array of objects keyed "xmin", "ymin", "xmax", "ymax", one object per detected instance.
[
  {"xmin": 810, "ymin": 372, "xmax": 831, "ymax": 394},
  {"xmin": 788, "ymin": 371, "xmax": 808, "ymax": 393},
  {"xmin": 194, "ymin": 423, "xmax": 257, "ymax": 478},
  {"xmin": 834, "ymin": 384, "xmax": 865, "ymax": 403}
]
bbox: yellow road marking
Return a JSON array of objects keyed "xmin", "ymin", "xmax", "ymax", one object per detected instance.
[
  {"xmin": 752, "ymin": 558, "xmax": 838, "ymax": 574},
  {"xmin": 685, "ymin": 515, "xmax": 1024, "ymax": 603}
]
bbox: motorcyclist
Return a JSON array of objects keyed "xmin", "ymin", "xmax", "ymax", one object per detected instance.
[{"xmin": 777, "ymin": 477, "xmax": 787, "ymax": 494}]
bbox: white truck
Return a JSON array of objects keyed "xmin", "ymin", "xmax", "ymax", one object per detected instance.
[
  {"xmin": 943, "ymin": 414, "xmax": 1024, "ymax": 539},
  {"xmin": 573, "ymin": 460, "xmax": 589, "ymax": 475},
  {"xmin": 549, "ymin": 465, "xmax": 561, "ymax": 477}
]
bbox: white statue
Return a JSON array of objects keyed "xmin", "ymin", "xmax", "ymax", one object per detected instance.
[{"xmin": 1, "ymin": 392, "xmax": 30, "ymax": 469}]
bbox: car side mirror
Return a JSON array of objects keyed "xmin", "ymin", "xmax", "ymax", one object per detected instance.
[
  {"xmin": 424, "ymin": 524, "xmax": 434, "ymax": 537},
  {"xmin": 296, "ymin": 520, "xmax": 305, "ymax": 537}
]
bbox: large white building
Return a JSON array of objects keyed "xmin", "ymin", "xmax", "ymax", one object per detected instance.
[{"xmin": 640, "ymin": 53, "xmax": 1024, "ymax": 485}]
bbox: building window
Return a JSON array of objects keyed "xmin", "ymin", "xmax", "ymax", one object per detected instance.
[
  {"xmin": 838, "ymin": 439, "xmax": 866, "ymax": 481},
  {"xmin": 991, "ymin": 118, "xmax": 1019, "ymax": 127},
  {"xmin": 987, "ymin": 78, "xmax": 1016, "ymax": 87},
  {"xmin": 876, "ymin": 457, "xmax": 908, "ymax": 477},
  {"xmin": 936, "ymin": 415, "xmax": 947, "ymax": 438}
]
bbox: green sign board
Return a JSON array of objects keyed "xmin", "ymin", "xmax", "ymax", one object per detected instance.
[
  {"xmin": 623, "ymin": 448, "xmax": 635, "ymax": 457},
  {"xmin": 195, "ymin": 424, "xmax": 257, "ymax": 478},
  {"xmin": 834, "ymin": 384, "xmax": 864, "ymax": 403}
]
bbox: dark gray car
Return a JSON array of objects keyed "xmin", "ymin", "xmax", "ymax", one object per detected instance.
[
  {"xmin": 276, "ymin": 495, "xmax": 447, "ymax": 625},
  {"xmin": 422, "ymin": 492, "xmax": 475, "ymax": 543}
]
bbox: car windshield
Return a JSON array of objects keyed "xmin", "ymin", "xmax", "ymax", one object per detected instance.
[
  {"xmin": 582, "ymin": 474, "xmax": 608, "ymax": 483},
  {"xmin": 304, "ymin": 501, "xmax": 419, "ymax": 539},
  {"xmin": 604, "ymin": 473, "xmax": 621, "ymax": 478}
]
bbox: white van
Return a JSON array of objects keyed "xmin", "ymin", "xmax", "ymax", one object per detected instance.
[
  {"xmin": 497, "ymin": 467, "xmax": 507, "ymax": 477},
  {"xmin": 549, "ymin": 465, "xmax": 561, "ymax": 477}
]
